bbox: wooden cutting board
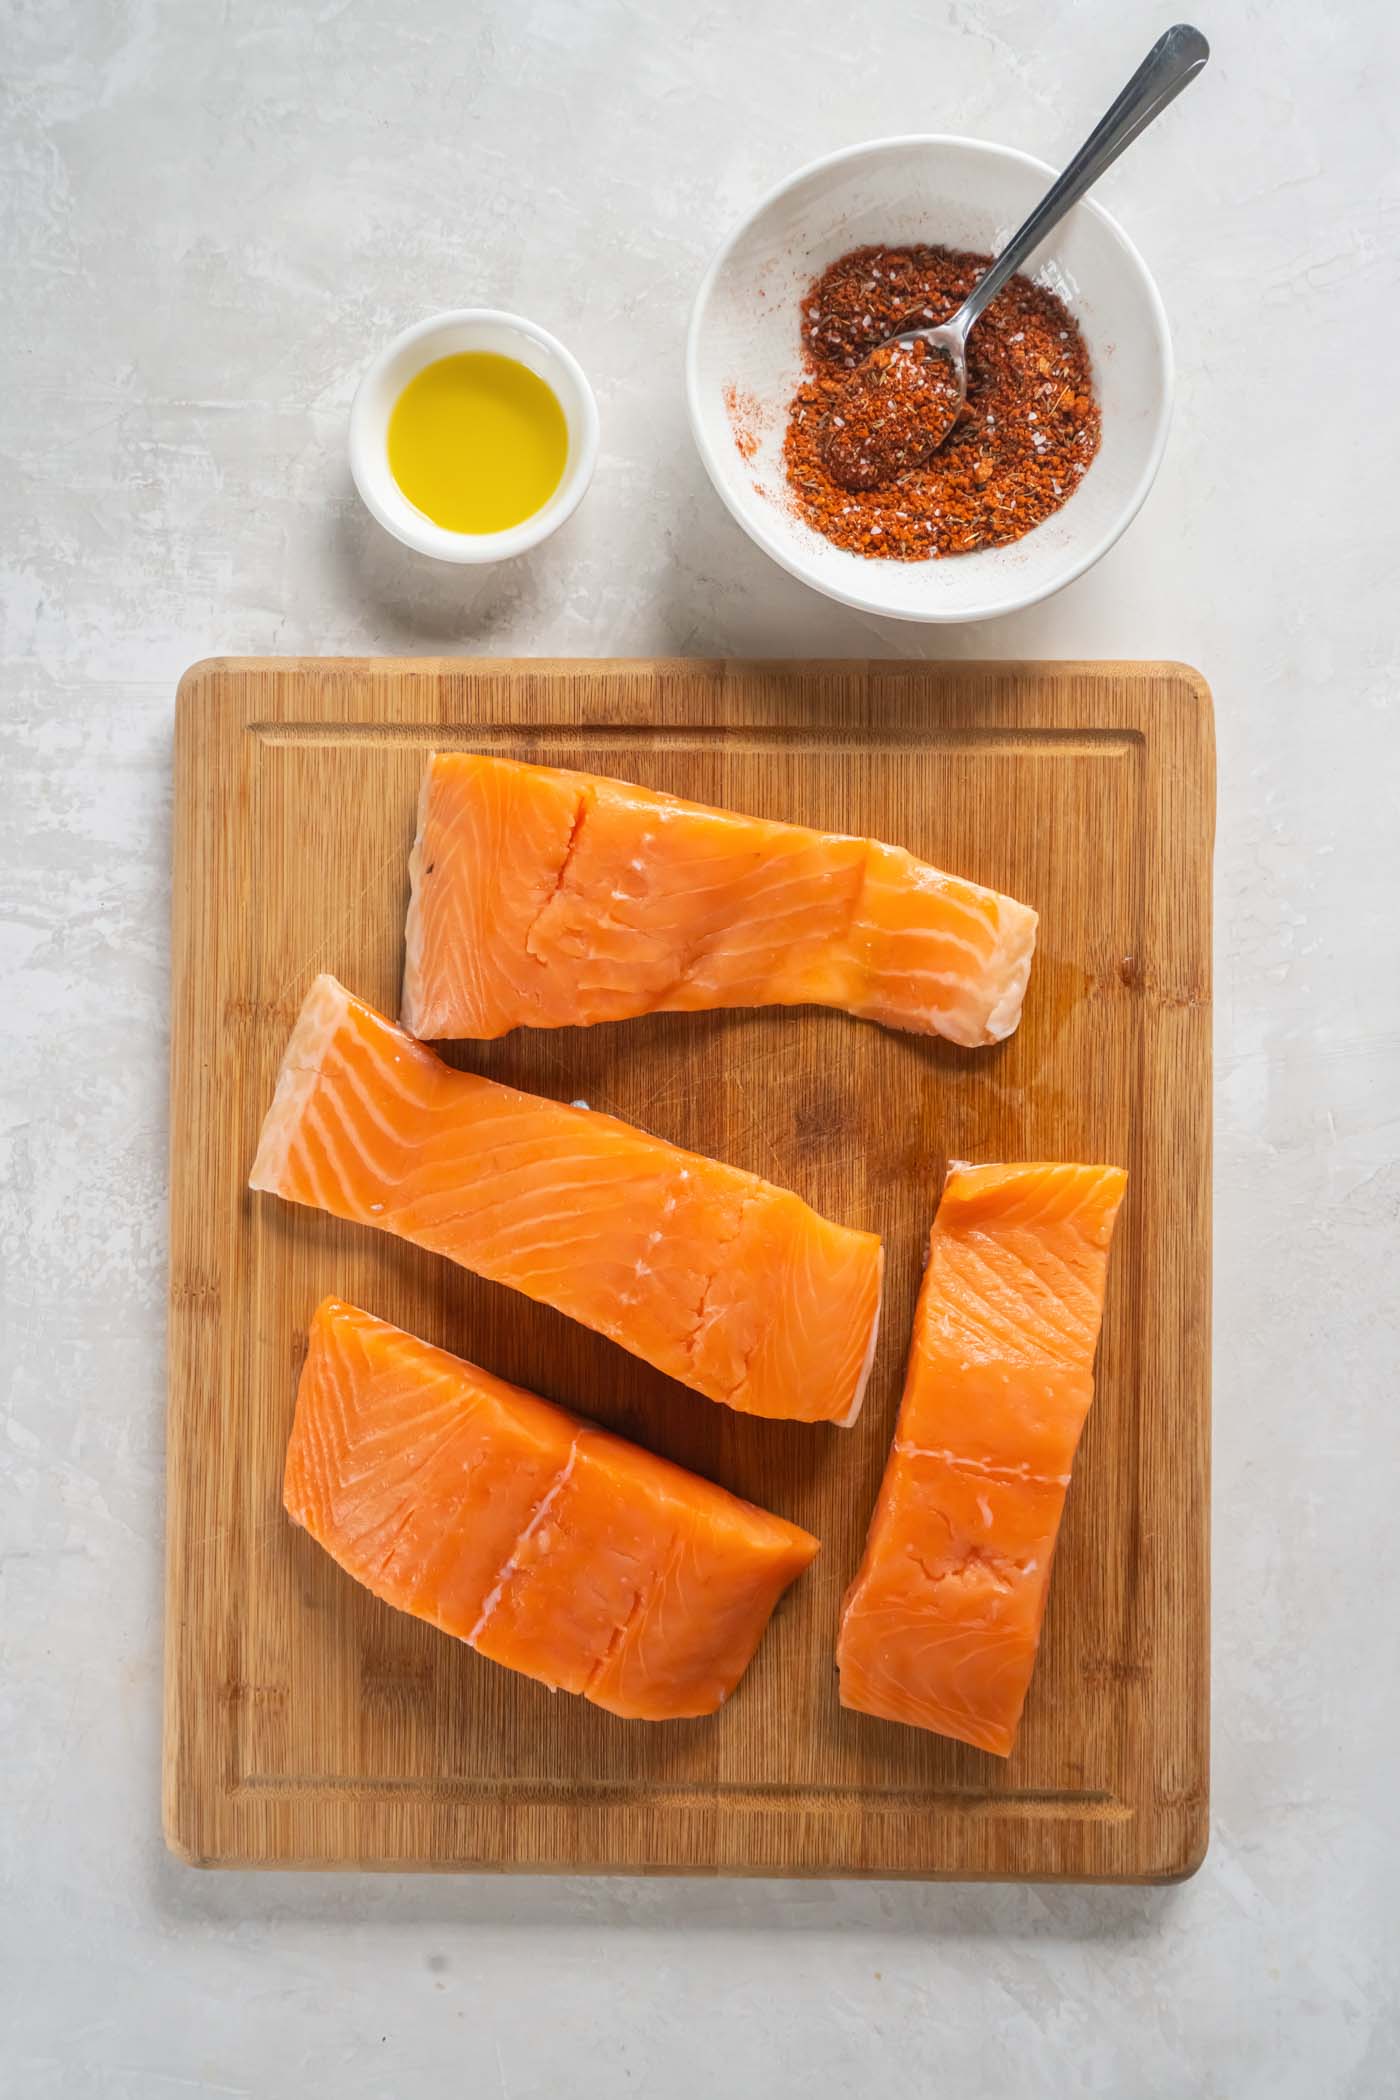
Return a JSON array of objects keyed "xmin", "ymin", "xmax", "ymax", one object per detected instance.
[{"xmin": 165, "ymin": 657, "xmax": 1212, "ymax": 1880}]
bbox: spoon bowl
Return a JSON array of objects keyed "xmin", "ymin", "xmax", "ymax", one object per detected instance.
[{"xmin": 819, "ymin": 338, "xmax": 964, "ymax": 490}]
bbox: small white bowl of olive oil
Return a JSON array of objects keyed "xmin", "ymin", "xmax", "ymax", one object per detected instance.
[{"xmin": 349, "ymin": 309, "xmax": 599, "ymax": 563}]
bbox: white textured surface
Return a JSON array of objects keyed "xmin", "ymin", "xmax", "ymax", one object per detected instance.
[{"xmin": 2, "ymin": 1, "xmax": 1397, "ymax": 2094}]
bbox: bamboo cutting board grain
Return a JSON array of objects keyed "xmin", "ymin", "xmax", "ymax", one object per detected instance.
[{"xmin": 165, "ymin": 657, "xmax": 1212, "ymax": 1879}]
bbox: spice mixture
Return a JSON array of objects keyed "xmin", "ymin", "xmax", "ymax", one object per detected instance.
[
  {"xmin": 723, "ymin": 381, "xmax": 765, "ymax": 462},
  {"xmin": 783, "ymin": 244, "xmax": 1100, "ymax": 560}
]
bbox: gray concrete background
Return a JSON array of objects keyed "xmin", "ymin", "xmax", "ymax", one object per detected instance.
[{"xmin": 2, "ymin": 1, "xmax": 1396, "ymax": 2093}]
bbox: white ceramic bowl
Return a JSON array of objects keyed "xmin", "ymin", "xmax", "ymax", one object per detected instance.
[
  {"xmin": 686, "ymin": 137, "xmax": 1173, "ymax": 622},
  {"xmin": 349, "ymin": 309, "xmax": 599, "ymax": 563}
]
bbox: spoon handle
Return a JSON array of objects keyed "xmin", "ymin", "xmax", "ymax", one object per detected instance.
[{"xmin": 955, "ymin": 23, "xmax": 1209, "ymax": 337}]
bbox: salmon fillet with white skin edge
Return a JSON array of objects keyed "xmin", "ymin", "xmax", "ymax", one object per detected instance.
[
  {"xmin": 400, "ymin": 753, "xmax": 1037, "ymax": 1047},
  {"xmin": 837, "ymin": 1160, "xmax": 1127, "ymax": 1756},
  {"xmin": 251, "ymin": 976, "xmax": 883, "ymax": 1426},
  {"xmin": 285, "ymin": 1300, "xmax": 821, "ymax": 1720}
]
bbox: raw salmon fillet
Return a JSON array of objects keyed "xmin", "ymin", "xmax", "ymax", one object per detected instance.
[
  {"xmin": 401, "ymin": 753, "xmax": 1037, "ymax": 1047},
  {"xmin": 837, "ymin": 1161, "xmax": 1127, "ymax": 1755},
  {"xmin": 286, "ymin": 1300, "xmax": 820, "ymax": 1719},
  {"xmin": 251, "ymin": 976, "xmax": 883, "ymax": 1425}
]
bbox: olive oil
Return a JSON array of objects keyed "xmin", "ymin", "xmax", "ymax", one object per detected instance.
[{"xmin": 387, "ymin": 352, "xmax": 568, "ymax": 534}]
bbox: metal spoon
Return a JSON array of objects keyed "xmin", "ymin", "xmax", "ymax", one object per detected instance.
[{"xmin": 841, "ymin": 23, "xmax": 1209, "ymax": 472}]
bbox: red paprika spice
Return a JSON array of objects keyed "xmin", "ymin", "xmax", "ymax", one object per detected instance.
[{"xmin": 782, "ymin": 244, "xmax": 1101, "ymax": 560}]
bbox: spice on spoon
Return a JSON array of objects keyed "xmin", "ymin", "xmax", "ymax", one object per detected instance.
[
  {"xmin": 784, "ymin": 243, "xmax": 1100, "ymax": 560},
  {"xmin": 820, "ymin": 339, "xmax": 963, "ymax": 491}
]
